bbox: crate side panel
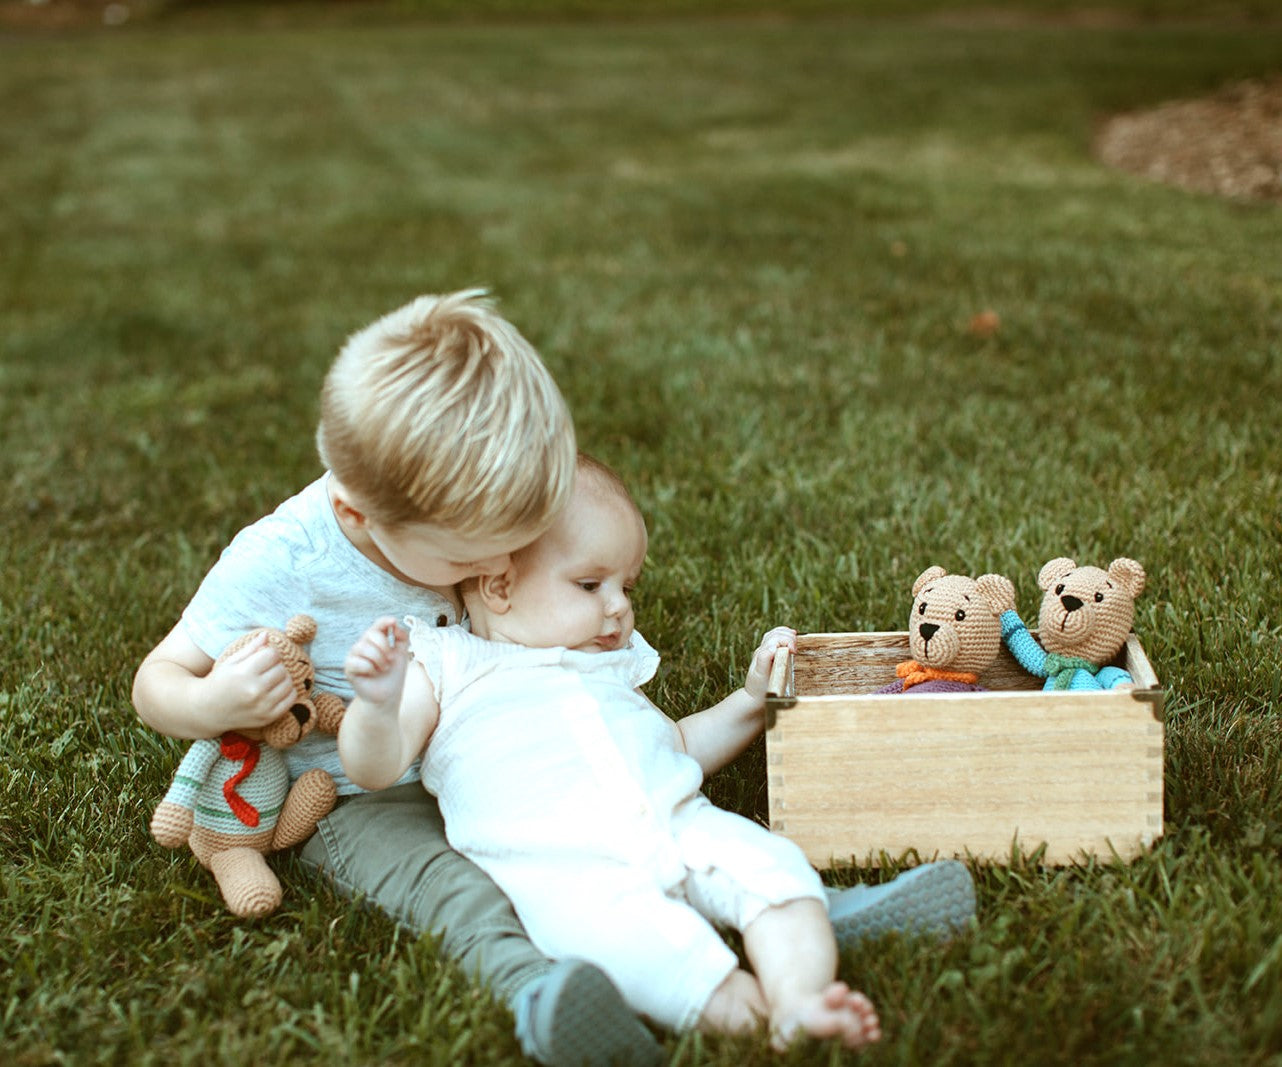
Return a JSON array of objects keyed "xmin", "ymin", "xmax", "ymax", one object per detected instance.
[{"xmin": 766, "ymin": 694, "xmax": 1163, "ymax": 867}]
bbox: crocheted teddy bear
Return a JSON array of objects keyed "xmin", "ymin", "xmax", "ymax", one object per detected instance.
[
  {"xmin": 150, "ymin": 614, "xmax": 346, "ymax": 918},
  {"xmin": 875, "ymin": 566, "xmax": 1016, "ymax": 694},
  {"xmin": 994, "ymin": 557, "xmax": 1146, "ymax": 691}
]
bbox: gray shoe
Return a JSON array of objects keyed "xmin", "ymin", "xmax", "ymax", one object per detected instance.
[
  {"xmin": 515, "ymin": 958, "xmax": 663, "ymax": 1067},
  {"xmin": 828, "ymin": 860, "xmax": 976, "ymax": 951}
]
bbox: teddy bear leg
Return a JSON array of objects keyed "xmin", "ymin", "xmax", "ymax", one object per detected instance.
[
  {"xmin": 209, "ymin": 847, "xmax": 283, "ymax": 919},
  {"xmin": 273, "ymin": 769, "xmax": 337, "ymax": 851}
]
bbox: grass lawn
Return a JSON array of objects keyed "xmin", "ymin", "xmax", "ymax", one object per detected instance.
[{"xmin": 3, "ymin": 1, "xmax": 1281, "ymax": 1063}]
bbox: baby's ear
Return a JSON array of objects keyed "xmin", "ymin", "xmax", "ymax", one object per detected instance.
[{"xmin": 473, "ymin": 570, "xmax": 515, "ymax": 614}]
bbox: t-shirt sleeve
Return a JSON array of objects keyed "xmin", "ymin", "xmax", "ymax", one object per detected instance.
[
  {"xmin": 180, "ymin": 526, "xmax": 309, "ymax": 660},
  {"xmin": 406, "ymin": 619, "xmax": 449, "ymax": 698}
]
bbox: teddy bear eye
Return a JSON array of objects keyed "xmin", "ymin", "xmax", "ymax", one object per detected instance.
[
  {"xmin": 918, "ymin": 602, "xmax": 927, "ymax": 615},
  {"xmin": 1055, "ymin": 584, "xmax": 1065, "ymax": 595},
  {"xmin": 955, "ymin": 609, "xmax": 966, "ymax": 622},
  {"xmin": 304, "ymin": 677, "xmax": 313, "ymax": 690},
  {"xmin": 1094, "ymin": 592, "xmax": 1104, "ymax": 603}
]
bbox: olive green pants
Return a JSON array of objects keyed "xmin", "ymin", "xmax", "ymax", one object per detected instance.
[{"xmin": 298, "ymin": 781, "xmax": 550, "ymax": 1006}]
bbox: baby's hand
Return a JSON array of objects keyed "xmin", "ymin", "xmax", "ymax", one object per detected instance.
[
  {"xmin": 745, "ymin": 626, "xmax": 798, "ymax": 701},
  {"xmin": 345, "ymin": 617, "xmax": 410, "ymax": 710},
  {"xmin": 202, "ymin": 632, "xmax": 302, "ymax": 733}
]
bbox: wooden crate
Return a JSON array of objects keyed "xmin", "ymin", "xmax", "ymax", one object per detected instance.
[{"xmin": 764, "ymin": 631, "xmax": 1163, "ymax": 867}]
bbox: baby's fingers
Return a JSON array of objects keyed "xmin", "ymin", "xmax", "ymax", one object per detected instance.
[{"xmin": 761, "ymin": 625, "xmax": 797, "ymax": 649}]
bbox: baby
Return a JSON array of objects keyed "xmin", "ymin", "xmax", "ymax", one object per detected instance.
[{"xmin": 341, "ymin": 455, "xmax": 881, "ymax": 1051}]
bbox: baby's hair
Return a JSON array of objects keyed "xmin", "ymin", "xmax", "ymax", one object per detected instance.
[
  {"xmin": 316, "ymin": 289, "xmax": 576, "ymax": 538},
  {"xmin": 576, "ymin": 452, "xmax": 634, "ymax": 504}
]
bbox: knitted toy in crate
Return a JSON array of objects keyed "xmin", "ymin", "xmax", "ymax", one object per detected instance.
[
  {"xmin": 150, "ymin": 614, "xmax": 346, "ymax": 918},
  {"xmin": 994, "ymin": 557, "xmax": 1146, "ymax": 691},
  {"xmin": 875, "ymin": 566, "xmax": 1016, "ymax": 694}
]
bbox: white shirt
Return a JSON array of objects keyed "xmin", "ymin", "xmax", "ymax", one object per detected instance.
[{"xmin": 410, "ymin": 624, "xmax": 703, "ymax": 886}]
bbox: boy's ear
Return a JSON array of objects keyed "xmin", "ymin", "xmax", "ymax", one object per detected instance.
[
  {"xmin": 474, "ymin": 569, "xmax": 515, "ymax": 615},
  {"xmin": 329, "ymin": 484, "xmax": 369, "ymax": 529}
]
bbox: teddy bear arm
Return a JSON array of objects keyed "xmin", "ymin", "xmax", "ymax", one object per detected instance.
[
  {"xmin": 153, "ymin": 738, "xmax": 221, "ymax": 816},
  {"xmin": 151, "ymin": 800, "xmax": 195, "ymax": 848},
  {"xmin": 311, "ymin": 691, "xmax": 347, "ymax": 735},
  {"xmin": 1000, "ymin": 610, "xmax": 1049, "ymax": 677},
  {"xmin": 1095, "ymin": 666, "xmax": 1134, "ymax": 690}
]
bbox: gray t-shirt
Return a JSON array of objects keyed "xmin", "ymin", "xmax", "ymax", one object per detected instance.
[{"xmin": 181, "ymin": 474, "xmax": 458, "ymax": 793}]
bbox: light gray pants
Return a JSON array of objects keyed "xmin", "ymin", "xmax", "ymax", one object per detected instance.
[{"xmin": 298, "ymin": 782, "xmax": 550, "ymax": 1007}]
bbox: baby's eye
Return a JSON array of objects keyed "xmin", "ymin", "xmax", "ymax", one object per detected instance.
[
  {"xmin": 578, "ymin": 581, "xmax": 601, "ymax": 593},
  {"xmin": 955, "ymin": 609, "xmax": 966, "ymax": 622},
  {"xmin": 1094, "ymin": 591, "xmax": 1104, "ymax": 603}
]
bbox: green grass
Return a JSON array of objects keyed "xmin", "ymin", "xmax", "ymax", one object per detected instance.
[{"xmin": 3, "ymin": 2, "xmax": 1281, "ymax": 1063}]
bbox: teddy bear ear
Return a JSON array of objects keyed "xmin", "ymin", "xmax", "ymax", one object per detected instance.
[
  {"xmin": 284, "ymin": 614, "xmax": 318, "ymax": 646},
  {"xmin": 912, "ymin": 566, "xmax": 947, "ymax": 596},
  {"xmin": 974, "ymin": 574, "xmax": 1015, "ymax": 615},
  {"xmin": 1038, "ymin": 558, "xmax": 1076, "ymax": 590},
  {"xmin": 1108, "ymin": 558, "xmax": 1146, "ymax": 599}
]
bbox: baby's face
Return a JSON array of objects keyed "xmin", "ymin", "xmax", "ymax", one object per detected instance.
[{"xmin": 498, "ymin": 488, "xmax": 647, "ymax": 653}]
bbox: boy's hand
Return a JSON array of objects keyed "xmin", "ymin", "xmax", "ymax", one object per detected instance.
[
  {"xmin": 345, "ymin": 617, "xmax": 410, "ymax": 710},
  {"xmin": 201, "ymin": 632, "xmax": 304, "ymax": 733},
  {"xmin": 744, "ymin": 626, "xmax": 797, "ymax": 701}
]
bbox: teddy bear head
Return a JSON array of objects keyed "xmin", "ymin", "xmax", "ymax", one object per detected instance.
[
  {"xmin": 216, "ymin": 614, "xmax": 343, "ymax": 748},
  {"xmin": 907, "ymin": 566, "xmax": 1016, "ymax": 673},
  {"xmin": 1035, "ymin": 557, "xmax": 1146, "ymax": 664}
]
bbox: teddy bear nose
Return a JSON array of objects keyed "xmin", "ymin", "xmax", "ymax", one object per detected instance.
[
  {"xmin": 289, "ymin": 703, "xmax": 311, "ymax": 727},
  {"xmin": 1061, "ymin": 595, "xmax": 1084, "ymax": 613},
  {"xmin": 919, "ymin": 622, "xmax": 940, "ymax": 641}
]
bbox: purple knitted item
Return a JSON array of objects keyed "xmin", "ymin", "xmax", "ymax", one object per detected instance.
[{"xmin": 873, "ymin": 678, "xmax": 988, "ymax": 695}]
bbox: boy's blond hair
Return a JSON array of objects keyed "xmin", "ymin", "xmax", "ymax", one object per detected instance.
[{"xmin": 316, "ymin": 289, "xmax": 575, "ymax": 537}]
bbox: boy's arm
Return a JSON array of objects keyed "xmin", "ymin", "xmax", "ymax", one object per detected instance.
[
  {"xmin": 133, "ymin": 624, "xmax": 307, "ymax": 739},
  {"xmin": 339, "ymin": 619, "xmax": 440, "ymax": 791},
  {"xmin": 673, "ymin": 626, "xmax": 796, "ymax": 778}
]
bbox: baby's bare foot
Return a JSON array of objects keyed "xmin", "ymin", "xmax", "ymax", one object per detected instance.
[{"xmin": 771, "ymin": 981, "xmax": 881, "ymax": 1052}]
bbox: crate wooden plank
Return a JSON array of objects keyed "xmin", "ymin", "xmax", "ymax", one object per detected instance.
[{"xmin": 765, "ymin": 631, "xmax": 1163, "ymax": 867}]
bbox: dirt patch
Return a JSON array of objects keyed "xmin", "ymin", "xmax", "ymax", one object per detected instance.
[
  {"xmin": 1095, "ymin": 77, "xmax": 1282, "ymax": 203},
  {"xmin": 0, "ymin": 0, "xmax": 135, "ymax": 29}
]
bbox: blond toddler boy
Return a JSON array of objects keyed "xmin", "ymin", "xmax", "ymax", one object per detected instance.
[{"xmin": 133, "ymin": 292, "xmax": 662, "ymax": 1067}]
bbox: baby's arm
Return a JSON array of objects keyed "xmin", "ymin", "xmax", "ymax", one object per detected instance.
[
  {"xmin": 339, "ymin": 617, "xmax": 440, "ymax": 791},
  {"xmin": 674, "ymin": 626, "xmax": 797, "ymax": 777},
  {"xmin": 133, "ymin": 624, "xmax": 313, "ymax": 739}
]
